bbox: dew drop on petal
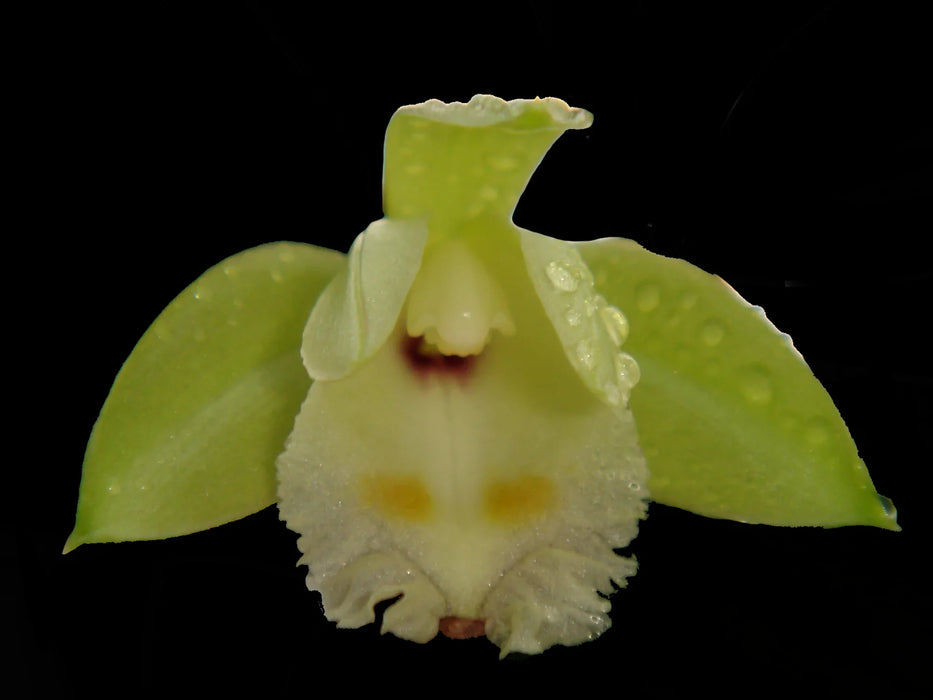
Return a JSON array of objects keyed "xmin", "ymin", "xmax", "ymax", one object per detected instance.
[
  {"xmin": 805, "ymin": 416, "xmax": 831, "ymax": 446},
  {"xmin": 546, "ymin": 261, "xmax": 581, "ymax": 292},
  {"xmin": 575, "ymin": 339, "xmax": 595, "ymax": 369},
  {"xmin": 487, "ymin": 154, "xmax": 518, "ymax": 171},
  {"xmin": 635, "ymin": 282, "xmax": 660, "ymax": 312},
  {"xmin": 478, "ymin": 185, "xmax": 499, "ymax": 201},
  {"xmin": 741, "ymin": 365, "xmax": 773, "ymax": 405},
  {"xmin": 583, "ymin": 295, "xmax": 601, "ymax": 318},
  {"xmin": 564, "ymin": 306, "xmax": 583, "ymax": 327},
  {"xmin": 602, "ymin": 382, "xmax": 621, "ymax": 406},
  {"xmin": 599, "ymin": 306, "xmax": 630, "ymax": 347},
  {"xmin": 878, "ymin": 494, "xmax": 897, "ymax": 518},
  {"xmin": 700, "ymin": 320, "xmax": 725, "ymax": 347},
  {"xmin": 679, "ymin": 291, "xmax": 698, "ymax": 311},
  {"xmin": 614, "ymin": 351, "xmax": 640, "ymax": 390}
]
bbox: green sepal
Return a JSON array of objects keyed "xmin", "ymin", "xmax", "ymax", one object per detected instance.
[
  {"xmin": 383, "ymin": 95, "xmax": 592, "ymax": 234},
  {"xmin": 65, "ymin": 242, "xmax": 344, "ymax": 552},
  {"xmin": 578, "ymin": 237, "xmax": 897, "ymax": 530}
]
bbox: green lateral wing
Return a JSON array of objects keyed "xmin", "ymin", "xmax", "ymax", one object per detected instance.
[
  {"xmin": 65, "ymin": 242, "xmax": 344, "ymax": 552},
  {"xmin": 578, "ymin": 237, "xmax": 897, "ymax": 530}
]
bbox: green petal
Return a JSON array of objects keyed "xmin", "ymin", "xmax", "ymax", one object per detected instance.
[
  {"xmin": 520, "ymin": 228, "xmax": 639, "ymax": 413},
  {"xmin": 578, "ymin": 237, "xmax": 898, "ymax": 530},
  {"xmin": 65, "ymin": 242, "xmax": 344, "ymax": 552},
  {"xmin": 383, "ymin": 95, "xmax": 592, "ymax": 233},
  {"xmin": 301, "ymin": 217, "xmax": 428, "ymax": 380}
]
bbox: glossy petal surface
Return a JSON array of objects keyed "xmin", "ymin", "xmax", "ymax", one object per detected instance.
[
  {"xmin": 65, "ymin": 242, "xmax": 344, "ymax": 552},
  {"xmin": 578, "ymin": 237, "xmax": 897, "ymax": 529}
]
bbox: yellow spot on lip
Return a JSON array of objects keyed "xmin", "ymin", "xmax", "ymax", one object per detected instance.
[
  {"xmin": 360, "ymin": 474, "xmax": 432, "ymax": 521},
  {"xmin": 485, "ymin": 475, "xmax": 556, "ymax": 525}
]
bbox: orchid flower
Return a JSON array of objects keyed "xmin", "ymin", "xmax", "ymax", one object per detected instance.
[{"xmin": 65, "ymin": 95, "xmax": 897, "ymax": 656}]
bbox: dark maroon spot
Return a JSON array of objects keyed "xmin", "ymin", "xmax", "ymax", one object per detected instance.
[{"xmin": 403, "ymin": 335, "xmax": 476, "ymax": 379}]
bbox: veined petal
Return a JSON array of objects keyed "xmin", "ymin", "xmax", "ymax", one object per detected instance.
[
  {"xmin": 66, "ymin": 242, "xmax": 344, "ymax": 552},
  {"xmin": 578, "ymin": 237, "xmax": 897, "ymax": 530}
]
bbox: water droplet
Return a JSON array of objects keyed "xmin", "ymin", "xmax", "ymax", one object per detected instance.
[
  {"xmin": 878, "ymin": 495, "xmax": 897, "ymax": 518},
  {"xmin": 546, "ymin": 261, "xmax": 580, "ymax": 292},
  {"xmin": 564, "ymin": 306, "xmax": 582, "ymax": 327},
  {"xmin": 614, "ymin": 352, "xmax": 640, "ymax": 388},
  {"xmin": 635, "ymin": 282, "xmax": 660, "ymax": 312},
  {"xmin": 741, "ymin": 366, "xmax": 773, "ymax": 404},
  {"xmin": 679, "ymin": 291, "xmax": 698, "ymax": 311},
  {"xmin": 575, "ymin": 339, "xmax": 595, "ymax": 369},
  {"xmin": 627, "ymin": 481, "xmax": 641, "ymax": 491},
  {"xmin": 107, "ymin": 482, "xmax": 121, "ymax": 495},
  {"xmin": 487, "ymin": 154, "xmax": 518, "ymax": 171},
  {"xmin": 478, "ymin": 185, "xmax": 498, "ymax": 201},
  {"xmin": 700, "ymin": 320, "xmax": 725, "ymax": 346},
  {"xmin": 602, "ymin": 382, "xmax": 621, "ymax": 406},
  {"xmin": 584, "ymin": 294, "xmax": 605, "ymax": 318},
  {"xmin": 600, "ymin": 306, "xmax": 630, "ymax": 347},
  {"xmin": 805, "ymin": 417, "xmax": 831, "ymax": 446}
]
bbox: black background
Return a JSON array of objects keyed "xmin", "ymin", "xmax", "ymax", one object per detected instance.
[{"xmin": 13, "ymin": 1, "xmax": 930, "ymax": 696}]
